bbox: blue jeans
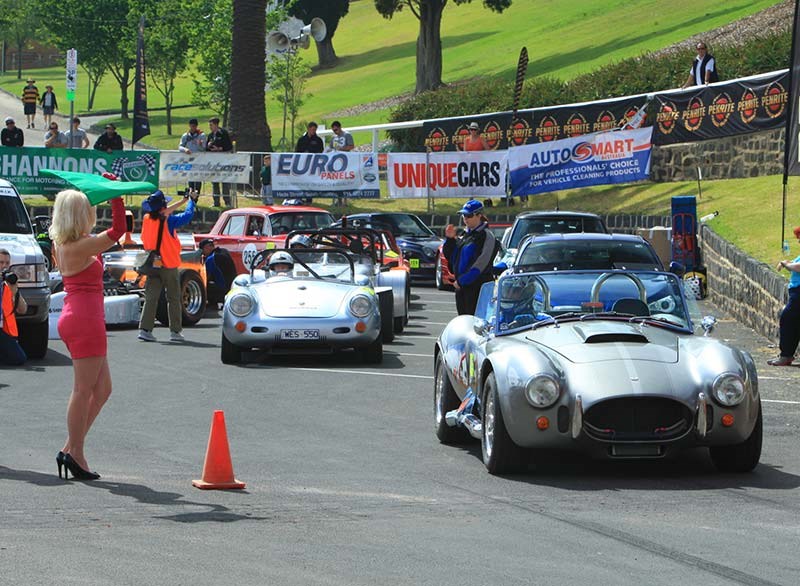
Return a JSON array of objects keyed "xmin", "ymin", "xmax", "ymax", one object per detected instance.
[
  {"xmin": 779, "ymin": 287, "xmax": 800, "ymax": 357},
  {"xmin": 0, "ymin": 330, "xmax": 26, "ymax": 365}
]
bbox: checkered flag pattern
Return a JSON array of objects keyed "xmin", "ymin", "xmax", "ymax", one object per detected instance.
[{"xmin": 110, "ymin": 154, "xmax": 157, "ymax": 179}]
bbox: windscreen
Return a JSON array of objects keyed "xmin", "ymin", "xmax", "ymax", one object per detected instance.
[
  {"xmin": 270, "ymin": 212, "xmax": 335, "ymax": 235},
  {"xmin": 0, "ymin": 188, "xmax": 33, "ymax": 234},
  {"xmin": 516, "ymin": 240, "xmax": 661, "ymax": 272},
  {"xmin": 508, "ymin": 216, "xmax": 606, "ymax": 248},
  {"xmin": 372, "ymin": 214, "xmax": 434, "ymax": 237}
]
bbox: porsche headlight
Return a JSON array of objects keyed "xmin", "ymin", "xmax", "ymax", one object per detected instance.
[
  {"xmin": 349, "ymin": 294, "xmax": 372, "ymax": 318},
  {"xmin": 712, "ymin": 373, "xmax": 745, "ymax": 406},
  {"xmin": 525, "ymin": 374, "xmax": 560, "ymax": 408},
  {"xmin": 229, "ymin": 293, "xmax": 254, "ymax": 317}
]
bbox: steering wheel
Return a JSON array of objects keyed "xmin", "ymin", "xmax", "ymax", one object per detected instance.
[{"xmin": 589, "ymin": 272, "xmax": 647, "ymax": 306}]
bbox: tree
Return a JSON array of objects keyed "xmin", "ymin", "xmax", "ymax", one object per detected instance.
[
  {"xmin": 229, "ymin": 0, "xmax": 271, "ymax": 151},
  {"xmin": 192, "ymin": 0, "xmax": 233, "ymax": 127},
  {"xmin": 267, "ymin": 50, "xmax": 311, "ymax": 148},
  {"xmin": 288, "ymin": 0, "xmax": 349, "ymax": 69},
  {"xmin": 0, "ymin": 0, "xmax": 41, "ymax": 80},
  {"xmin": 374, "ymin": 0, "xmax": 511, "ymax": 94}
]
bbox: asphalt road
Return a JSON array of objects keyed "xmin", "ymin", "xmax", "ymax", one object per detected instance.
[{"xmin": 2, "ymin": 285, "xmax": 800, "ymax": 585}]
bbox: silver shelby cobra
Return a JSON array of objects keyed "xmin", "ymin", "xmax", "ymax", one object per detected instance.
[
  {"xmin": 221, "ymin": 247, "xmax": 384, "ymax": 364},
  {"xmin": 434, "ymin": 270, "xmax": 762, "ymax": 475}
]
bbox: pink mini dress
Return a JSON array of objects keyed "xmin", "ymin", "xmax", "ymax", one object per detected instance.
[{"xmin": 57, "ymin": 258, "xmax": 106, "ymax": 359}]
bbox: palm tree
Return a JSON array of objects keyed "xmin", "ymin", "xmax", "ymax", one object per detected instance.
[{"xmin": 229, "ymin": 0, "xmax": 272, "ymax": 151}]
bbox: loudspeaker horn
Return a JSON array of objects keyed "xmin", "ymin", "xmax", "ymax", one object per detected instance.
[
  {"xmin": 301, "ymin": 17, "xmax": 327, "ymax": 42},
  {"xmin": 267, "ymin": 31, "xmax": 290, "ymax": 53},
  {"xmin": 297, "ymin": 34, "xmax": 311, "ymax": 50}
]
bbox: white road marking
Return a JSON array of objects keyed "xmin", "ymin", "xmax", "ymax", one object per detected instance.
[
  {"xmin": 286, "ymin": 486, "xmax": 438, "ymax": 503},
  {"xmin": 415, "ymin": 309, "xmax": 457, "ymax": 314},
  {"xmin": 759, "ymin": 376, "xmax": 796, "ymax": 381},
  {"xmin": 762, "ymin": 399, "xmax": 800, "ymax": 405},
  {"xmin": 289, "ymin": 367, "xmax": 433, "ymax": 380},
  {"xmin": 399, "ymin": 333, "xmax": 438, "ymax": 338}
]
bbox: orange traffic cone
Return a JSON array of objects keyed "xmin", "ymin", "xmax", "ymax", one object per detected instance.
[{"xmin": 192, "ymin": 410, "xmax": 246, "ymax": 490}]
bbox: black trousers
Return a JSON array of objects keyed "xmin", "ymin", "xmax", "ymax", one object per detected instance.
[
  {"xmin": 455, "ymin": 280, "xmax": 489, "ymax": 316},
  {"xmin": 212, "ymin": 183, "xmax": 231, "ymax": 207},
  {"xmin": 779, "ymin": 287, "xmax": 800, "ymax": 357}
]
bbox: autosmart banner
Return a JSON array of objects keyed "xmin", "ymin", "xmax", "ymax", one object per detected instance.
[
  {"xmin": 507, "ymin": 127, "xmax": 653, "ymax": 197},
  {"xmin": 652, "ymin": 70, "xmax": 789, "ymax": 145},
  {"xmin": 160, "ymin": 151, "xmax": 251, "ymax": 183},
  {"xmin": 386, "ymin": 151, "xmax": 507, "ymax": 199},
  {"xmin": 272, "ymin": 152, "xmax": 380, "ymax": 199},
  {"xmin": 421, "ymin": 96, "xmax": 648, "ymax": 152},
  {"xmin": 0, "ymin": 147, "xmax": 159, "ymax": 195}
]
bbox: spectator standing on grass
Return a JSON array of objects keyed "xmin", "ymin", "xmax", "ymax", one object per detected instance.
[
  {"xmin": 44, "ymin": 122, "xmax": 68, "ymax": 148},
  {"xmin": 260, "ymin": 154, "xmax": 273, "ymax": 205},
  {"xmin": 295, "ymin": 121, "xmax": 324, "ymax": 153},
  {"xmin": 178, "ymin": 118, "xmax": 206, "ymax": 195},
  {"xmin": 21, "ymin": 78, "xmax": 39, "ymax": 129},
  {"xmin": 206, "ymin": 117, "xmax": 233, "ymax": 207},
  {"xmin": 2, "ymin": 117, "xmax": 24, "ymax": 147},
  {"xmin": 328, "ymin": 121, "xmax": 354, "ymax": 152},
  {"xmin": 40, "ymin": 85, "xmax": 58, "ymax": 127},
  {"xmin": 94, "ymin": 124, "xmax": 123, "ymax": 153},
  {"xmin": 64, "ymin": 117, "xmax": 90, "ymax": 149},
  {"xmin": 768, "ymin": 226, "xmax": 800, "ymax": 366},
  {"xmin": 442, "ymin": 199, "xmax": 499, "ymax": 316},
  {"xmin": 681, "ymin": 41, "xmax": 718, "ymax": 88}
]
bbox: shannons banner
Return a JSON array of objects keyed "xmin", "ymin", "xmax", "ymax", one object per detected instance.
[
  {"xmin": 421, "ymin": 96, "xmax": 648, "ymax": 152},
  {"xmin": 272, "ymin": 152, "xmax": 380, "ymax": 199},
  {"xmin": 507, "ymin": 127, "xmax": 653, "ymax": 197},
  {"xmin": 160, "ymin": 152, "xmax": 252, "ymax": 184},
  {"xmin": 386, "ymin": 151, "xmax": 507, "ymax": 199},
  {"xmin": 0, "ymin": 147, "xmax": 160, "ymax": 195},
  {"xmin": 652, "ymin": 70, "xmax": 788, "ymax": 145}
]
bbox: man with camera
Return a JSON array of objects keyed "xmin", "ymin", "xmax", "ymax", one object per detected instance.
[{"xmin": 0, "ymin": 248, "xmax": 28, "ymax": 365}]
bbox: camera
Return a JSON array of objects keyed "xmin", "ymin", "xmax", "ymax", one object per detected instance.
[{"xmin": 1, "ymin": 269, "xmax": 18, "ymax": 285}]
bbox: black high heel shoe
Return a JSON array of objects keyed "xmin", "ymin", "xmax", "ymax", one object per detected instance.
[
  {"xmin": 63, "ymin": 453, "xmax": 101, "ymax": 480},
  {"xmin": 56, "ymin": 451, "xmax": 66, "ymax": 479}
]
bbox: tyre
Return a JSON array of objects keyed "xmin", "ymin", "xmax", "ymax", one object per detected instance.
[
  {"xmin": 379, "ymin": 290, "xmax": 394, "ymax": 343},
  {"xmin": 221, "ymin": 332, "xmax": 243, "ymax": 364},
  {"xmin": 17, "ymin": 318, "xmax": 49, "ymax": 360},
  {"xmin": 434, "ymin": 355, "xmax": 469, "ymax": 444},
  {"xmin": 435, "ymin": 256, "xmax": 446, "ymax": 290},
  {"xmin": 157, "ymin": 271, "xmax": 206, "ymax": 326},
  {"xmin": 709, "ymin": 404, "xmax": 762, "ymax": 473},
  {"xmin": 393, "ymin": 315, "xmax": 405, "ymax": 333},
  {"xmin": 481, "ymin": 372, "xmax": 526, "ymax": 474},
  {"xmin": 360, "ymin": 336, "xmax": 383, "ymax": 364}
]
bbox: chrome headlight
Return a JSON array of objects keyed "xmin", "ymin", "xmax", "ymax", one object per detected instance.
[
  {"xmin": 524, "ymin": 374, "xmax": 560, "ymax": 408},
  {"xmin": 12, "ymin": 263, "xmax": 48, "ymax": 287},
  {"xmin": 349, "ymin": 294, "xmax": 372, "ymax": 318},
  {"xmin": 229, "ymin": 293, "xmax": 254, "ymax": 317},
  {"xmin": 712, "ymin": 373, "xmax": 745, "ymax": 406},
  {"xmin": 423, "ymin": 246, "xmax": 437, "ymax": 259}
]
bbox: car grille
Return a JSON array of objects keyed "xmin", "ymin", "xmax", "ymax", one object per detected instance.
[{"xmin": 584, "ymin": 397, "xmax": 693, "ymax": 442}]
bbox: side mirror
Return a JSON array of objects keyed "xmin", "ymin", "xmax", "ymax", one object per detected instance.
[
  {"xmin": 700, "ymin": 315, "xmax": 716, "ymax": 336},
  {"xmin": 669, "ymin": 261, "xmax": 685, "ymax": 277}
]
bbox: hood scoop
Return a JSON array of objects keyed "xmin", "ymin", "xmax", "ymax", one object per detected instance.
[{"xmin": 574, "ymin": 323, "xmax": 649, "ymax": 345}]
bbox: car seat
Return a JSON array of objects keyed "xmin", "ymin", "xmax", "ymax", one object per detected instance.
[{"xmin": 611, "ymin": 298, "xmax": 650, "ymax": 316}]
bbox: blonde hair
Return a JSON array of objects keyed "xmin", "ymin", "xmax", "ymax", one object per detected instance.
[{"xmin": 49, "ymin": 189, "xmax": 96, "ymax": 245}]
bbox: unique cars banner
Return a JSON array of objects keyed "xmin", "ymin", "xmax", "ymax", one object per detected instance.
[
  {"xmin": 507, "ymin": 127, "xmax": 653, "ymax": 196},
  {"xmin": 386, "ymin": 151, "xmax": 508, "ymax": 198},
  {"xmin": 272, "ymin": 152, "xmax": 380, "ymax": 199},
  {"xmin": 0, "ymin": 147, "xmax": 159, "ymax": 195},
  {"xmin": 421, "ymin": 96, "xmax": 649, "ymax": 152},
  {"xmin": 160, "ymin": 151, "xmax": 252, "ymax": 184},
  {"xmin": 649, "ymin": 70, "xmax": 788, "ymax": 145}
]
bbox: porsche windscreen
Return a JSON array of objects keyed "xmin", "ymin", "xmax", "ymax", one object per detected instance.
[{"xmin": 488, "ymin": 271, "xmax": 691, "ymax": 334}]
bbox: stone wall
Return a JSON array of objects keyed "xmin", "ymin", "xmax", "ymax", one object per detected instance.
[
  {"xmin": 700, "ymin": 224, "xmax": 785, "ymax": 342},
  {"xmin": 651, "ymin": 128, "xmax": 784, "ymax": 182}
]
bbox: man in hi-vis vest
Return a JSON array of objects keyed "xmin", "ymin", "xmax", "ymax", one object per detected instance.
[{"xmin": 138, "ymin": 190, "xmax": 198, "ymax": 343}]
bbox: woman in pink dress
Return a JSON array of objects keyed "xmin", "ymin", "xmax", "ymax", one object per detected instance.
[{"xmin": 50, "ymin": 189, "xmax": 126, "ymax": 480}]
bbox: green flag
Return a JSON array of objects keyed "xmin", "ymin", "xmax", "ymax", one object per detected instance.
[{"xmin": 39, "ymin": 169, "xmax": 156, "ymax": 206}]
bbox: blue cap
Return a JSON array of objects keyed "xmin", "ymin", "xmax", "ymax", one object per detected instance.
[
  {"xmin": 142, "ymin": 190, "xmax": 172, "ymax": 213},
  {"xmin": 458, "ymin": 199, "xmax": 484, "ymax": 215}
]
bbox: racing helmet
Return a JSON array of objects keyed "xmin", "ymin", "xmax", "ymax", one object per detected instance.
[
  {"xmin": 268, "ymin": 250, "xmax": 294, "ymax": 276},
  {"xmin": 289, "ymin": 234, "xmax": 313, "ymax": 249}
]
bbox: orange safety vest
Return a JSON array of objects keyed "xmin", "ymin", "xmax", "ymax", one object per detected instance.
[
  {"xmin": 1, "ymin": 284, "xmax": 18, "ymax": 338},
  {"xmin": 141, "ymin": 215, "xmax": 182, "ymax": 269}
]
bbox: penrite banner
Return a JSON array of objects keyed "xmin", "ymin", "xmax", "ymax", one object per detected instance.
[
  {"xmin": 652, "ymin": 70, "xmax": 789, "ymax": 145},
  {"xmin": 421, "ymin": 96, "xmax": 648, "ymax": 152},
  {"xmin": 0, "ymin": 147, "xmax": 159, "ymax": 195},
  {"xmin": 507, "ymin": 127, "xmax": 653, "ymax": 197},
  {"xmin": 272, "ymin": 152, "xmax": 380, "ymax": 199},
  {"xmin": 160, "ymin": 152, "xmax": 252, "ymax": 184},
  {"xmin": 386, "ymin": 151, "xmax": 507, "ymax": 199}
]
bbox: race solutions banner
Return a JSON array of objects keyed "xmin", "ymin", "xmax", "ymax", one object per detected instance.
[
  {"xmin": 652, "ymin": 70, "xmax": 789, "ymax": 145},
  {"xmin": 507, "ymin": 127, "xmax": 653, "ymax": 197},
  {"xmin": 421, "ymin": 95, "xmax": 649, "ymax": 152},
  {"xmin": 0, "ymin": 147, "xmax": 159, "ymax": 195},
  {"xmin": 160, "ymin": 152, "xmax": 252, "ymax": 184},
  {"xmin": 386, "ymin": 150, "xmax": 507, "ymax": 199},
  {"xmin": 272, "ymin": 152, "xmax": 380, "ymax": 199}
]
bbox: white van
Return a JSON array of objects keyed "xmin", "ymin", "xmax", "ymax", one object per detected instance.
[{"xmin": 0, "ymin": 179, "xmax": 50, "ymax": 358}]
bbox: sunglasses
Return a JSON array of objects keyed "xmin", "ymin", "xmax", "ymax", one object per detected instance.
[
  {"xmin": 462, "ymin": 212, "xmax": 476, "ymax": 219},
  {"xmin": 49, "ymin": 126, "xmax": 58, "ymax": 130}
]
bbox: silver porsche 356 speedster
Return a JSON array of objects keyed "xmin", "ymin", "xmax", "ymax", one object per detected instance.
[
  {"xmin": 221, "ymin": 246, "xmax": 385, "ymax": 364},
  {"xmin": 434, "ymin": 269, "xmax": 762, "ymax": 475}
]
